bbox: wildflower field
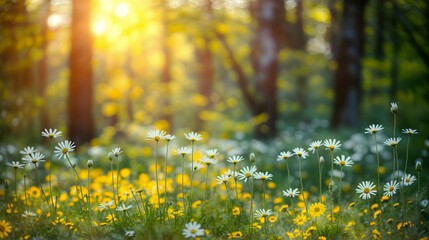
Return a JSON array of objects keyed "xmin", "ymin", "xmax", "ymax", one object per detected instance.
[
  {"xmin": 0, "ymin": 103, "xmax": 428, "ymax": 239},
  {"xmin": 1, "ymin": 0, "xmax": 429, "ymax": 239}
]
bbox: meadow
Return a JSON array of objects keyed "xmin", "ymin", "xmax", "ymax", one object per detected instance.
[{"xmin": 0, "ymin": 103, "xmax": 427, "ymax": 240}]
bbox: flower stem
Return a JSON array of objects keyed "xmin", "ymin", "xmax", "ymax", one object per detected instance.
[
  {"xmin": 87, "ymin": 167, "xmax": 92, "ymax": 233},
  {"xmin": 262, "ymin": 180, "xmax": 265, "ymax": 208},
  {"xmin": 403, "ymin": 135, "xmax": 410, "ymax": 182},
  {"xmin": 204, "ymin": 165, "xmax": 210, "ymax": 228},
  {"xmin": 330, "ymin": 150, "xmax": 334, "ymax": 228},
  {"xmin": 34, "ymin": 163, "xmax": 52, "ymax": 215},
  {"xmin": 181, "ymin": 155, "xmax": 185, "ymax": 214},
  {"xmin": 189, "ymin": 141, "xmax": 195, "ymax": 217},
  {"xmin": 316, "ymin": 149, "xmax": 321, "ymax": 200},
  {"xmin": 111, "ymin": 160, "xmax": 117, "ymax": 207},
  {"xmin": 49, "ymin": 138, "xmax": 54, "ymax": 213},
  {"xmin": 116, "ymin": 156, "xmax": 120, "ymax": 203},
  {"xmin": 154, "ymin": 140, "xmax": 161, "ymax": 218},
  {"xmin": 339, "ymin": 167, "xmax": 343, "ymax": 232},
  {"xmin": 164, "ymin": 140, "xmax": 170, "ymax": 219},
  {"xmin": 374, "ymin": 134, "xmax": 381, "ymax": 201},
  {"xmin": 299, "ymin": 156, "xmax": 308, "ymax": 214},
  {"xmin": 14, "ymin": 168, "xmax": 21, "ymax": 216},
  {"xmin": 24, "ymin": 174, "xmax": 28, "ymax": 211}
]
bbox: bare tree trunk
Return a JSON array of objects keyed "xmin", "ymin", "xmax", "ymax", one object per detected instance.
[
  {"xmin": 68, "ymin": 0, "xmax": 94, "ymax": 144},
  {"xmin": 331, "ymin": 0, "xmax": 368, "ymax": 128},
  {"xmin": 38, "ymin": 0, "xmax": 51, "ymax": 131}
]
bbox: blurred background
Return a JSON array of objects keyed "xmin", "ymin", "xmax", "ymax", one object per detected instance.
[{"xmin": 0, "ymin": 0, "xmax": 428, "ymax": 147}]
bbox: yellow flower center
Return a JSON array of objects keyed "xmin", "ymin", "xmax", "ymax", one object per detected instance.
[
  {"xmin": 32, "ymin": 159, "xmax": 38, "ymax": 163},
  {"xmin": 283, "ymin": 156, "xmax": 288, "ymax": 159},
  {"xmin": 298, "ymin": 153, "xmax": 302, "ymax": 156},
  {"xmin": 371, "ymin": 129, "xmax": 376, "ymax": 133},
  {"xmin": 206, "ymin": 162, "xmax": 211, "ymax": 165},
  {"xmin": 364, "ymin": 188, "xmax": 370, "ymax": 194},
  {"xmin": 289, "ymin": 193, "xmax": 294, "ymax": 196},
  {"xmin": 233, "ymin": 160, "xmax": 238, "ymax": 164},
  {"xmin": 62, "ymin": 148, "xmax": 68, "ymax": 154},
  {"xmin": 222, "ymin": 179, "xmax": 227, "ymax": 183},
  {"xmin": 154, "ymin": 136, "xmax": 160, "ymax": 140},
  {"xmin": 340, "ymin": 161, "xmax": 346, "ymax": 166},
  {"xmin": 262, "ymin": 214, "xmax": 268, "ymax": 217},
  {"xmin": 314, "ymin": 146, "xmax": 318, "ymax": 149},
  {"xmin": 389, "ymin": 186, "xmax": 394, "ymax": 192},
  {"xmin": 210, "ymin": 154, "xmax": 215, "ymax": 157},
  {"xmin": 245, "ymin": 173, "xmax": 251, "ymax": 178},
  {"xmin": 406, "ymin": 179, "xmax": 410, "ymax": 183},
  {"xmin": 190, "ymin": 138, "xmax": 196, "ymax": 141},
  {"xmin": 49, "ymin": 133, "xmax": 54, "ymax": 137},
  {"xmin": 314, "ymin": 207, "xmax": 320, "ymax": 212},
  {"xmin": 390, "ymin": 143, "xmax": 396, "ymax": 146},
  {"xmin": 13, "ymin": 165, "xmax": 18, "ymax": 168},
  {"xmin": 191, "ymin": 229, "xmax": 197, "ymax": 234},
  {"xmin": 260, "ymin": 176, "xmax": 267, "ymax": 180},
  {"xmin": 408, "ymin": 131, "xmax": 412, "ymax": 134},
  {"xmin": 0, "ymin": 224, "xmax": 5, "ymax": 231},
  {"xmin": 329, "ymin": 145, "xmax": 335, "ymax": 149}
]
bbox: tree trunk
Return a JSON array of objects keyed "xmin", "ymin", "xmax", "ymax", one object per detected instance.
[
  {"xmin": 68, "ymin": 0, "xmax": 94, "ymax": 144},
  {"xmin": 331, "ymin": 0, "xmax": 368, "ymax": 128},
  {"xmin": 38, "ymin": 0, "xmax": 51, "ymax": 132}
]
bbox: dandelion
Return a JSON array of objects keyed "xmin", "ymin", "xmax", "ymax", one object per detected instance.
[
  {"xmin": 182, "ymin": 221, "xmax": 204, "ymax": 239},
  {"xmin": 0, "ymin": 220, "xmax": 12, "ymax": 238},
  {"xmin": 254, "ymin": 172, "xmax": 273, "ymax": 207},
  {"xmin": 401, "ymin": 173, "xmax": 416, "ymax": 186},
  {"xmin": 356, "ymin": 181, "xmax": 377, "ymax": 200},
  {"xmin": 293, "ymin": 213, "xmax": 310, "ymax": 225},
  {"xmin": 19, "ymin": 146, "xmax": 37, "ymax": 155},
  {"xmin": 383, "ymin": 181, "xmax": 400, "ymax": 197},
  {"xmin": 283, "ymin": 188, "xmax": 300, "ymax": 198},
  {"xmin": 309, "ymin": 202, "xmax": 326, "ymax": 217},
  {"xmin": 41, "ymin": 128, "xmax": 62, "ymax": 138},
  {"xmin": 364, "ymin": 124, "xmax": 384, "ymax": 135}
]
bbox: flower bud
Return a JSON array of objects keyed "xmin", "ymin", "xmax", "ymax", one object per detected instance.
[
  {"xmin": 329, "ymin": 181, "xmax": 335, "ymax": 191},
  {"xmin": 416, "ymin": 161, "xmax": 423, "ymax": 172},
  {"xmin": 319, "ymin": 156, "xmax": 324, "ymax": 165},
  {"xmin": 108, "ymin": 152, "xmax": 114, "ymax": 161},
  {"xmin": 87, "ymin": 160, "xmax": 93, "ymax": 168},
  {"xmin": 250, "ymin": 153, "xmax": 255, "ymax": 163},
  {"xmin": 4, "ymin": 179, "xmax": 9, "ymax": 188},
  {"xmin": 390, "ymin": 102, "xmax": 398, "ymax": 114}
]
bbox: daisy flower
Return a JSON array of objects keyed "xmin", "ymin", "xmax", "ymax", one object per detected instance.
[
  {"xmin": 19, "ymin": 146, "xmax": 37, "ymax": 156},
  {"xmin": 164, "ymin": 134, "xmax": 176, "ymax": 141},
  {"xmin": 216, "ymin": 173, "xmax": 231, "ymax": 185},
  {"xmin": 334, "ymin": 155, "xmax": 353, "ymax": 167},
  {"xmin": 227, "ymin": 155, "xmax": 244, "ymax": 165},
  {"xmin": 308, "ymin": 141, "xmax": 322, "ymax": 153},
  {"xmin": 323, "ymin": 139, "xmax": 341, "ymax": 151},
  {"xmin": 309, "ymin": 202, "xmax": 326, "ymax": 217},
  {"xmin": 238, "ymin": 166, "xmax": 257, "ymax": 182},
  {"xmin": 116, "ymin": 204, "xmax": 132, "ymax": 212},
  {"xmin": 283, "ymin": 188, "xmax": 300, "ymax": 198},
  {"xmin": 277, "ymin": 151, "xmax": 294, "ymax": 161},
  {"xmin": 54, "ymin": 140, "xmax": 76, "ymax": 159},
  {"xmin": 224, "ymin": 169, "xmax": 238, "ymax": 178},
  {"xmin": 199, "ymin": 155, "xmax": 217, "ymax": 166},
  {"xmin": 356, "ymin": 181, "xmax": 377, "ymax": 200},
  {"xmin": 182, "ymin": 221, "xmax": 204, "ymax": 239},
  {"xmin": 364, "ymin": 124, "xmax": 384, "ymax": 135},
  {"xmin": 175, "ymin": 147, "xmax": 192, "ymax": 156},
  {"xmin": 184, "ymin": 132, "xmax": 202, "ymax": 141},
  {"xmin": 111, "ymin": 147, "xmax": 122, "ymax": 157},
  {"xmin": 22, "ymin": 210, "xmax": 37, "ymax": 217},
  {"xmin": 5, "ymin": 161, "xmax": 25, "ymax": 169},
  {"xmin": 41, "ymin": 128, "xmax": 62, "ymax": 139},
  {"xmin": 191, "ymin": 162, "xmax": 204, "ymax": 171},
  {"xmin": 23, "ymin": 152, "xmax": 45, "ymax": 165},
  {"xmin": 147, "ymin": 130, "xmax": 166, "ymax": 141},
  {"xmin": 390, "ymin": 102, "xmax": 398, "ymax": 113},
  {"xmin": 401, "ymin": 173, "xmax": 416, "ymax": 186},
  {"xmin": 99, "ymin": 200, "xmax": 115, "ymax": 210},
  {"xmin": 383, "ymin": 180, "xmax": 399, "ymax": 197},
  {"xmin": 254, "ymin": 209, "xmax": 274, "ymax": 218},
  {"xmin": 402, "ymin": 128, "xmax": 418, "ymax": 135},
  {"xmin": 125, "ymin": 230, "xmax": 135, "ymax": 237},
  {"xmin": 384, "ymin": 137, "xmax": 401, "ymax": 147},
  {"xmin": 254, "ymin": 172, "xmax": 273, "ymax": 181},
  {"xmin": 206, "ymin": 149, "xmax": 219, "ymax": 158},
  {"xmin": 292, "ymin": 148, "xmax": 309, "ymax": 159},
  {"xmin": 293, "ymin": 213, "xmax": 310, "ymax": 225}
]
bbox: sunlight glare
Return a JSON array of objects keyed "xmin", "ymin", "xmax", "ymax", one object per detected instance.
[
  {"xmin": 93, "ymin": 21, "xmax": 106, "ymax": 35},
  {"xmin": 47, "ymin": 14, "xmax": 61, "ymax": 29},
  {"xmin": 115, "ymin": 3, "xmax": 129, "ymax": 17}
]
